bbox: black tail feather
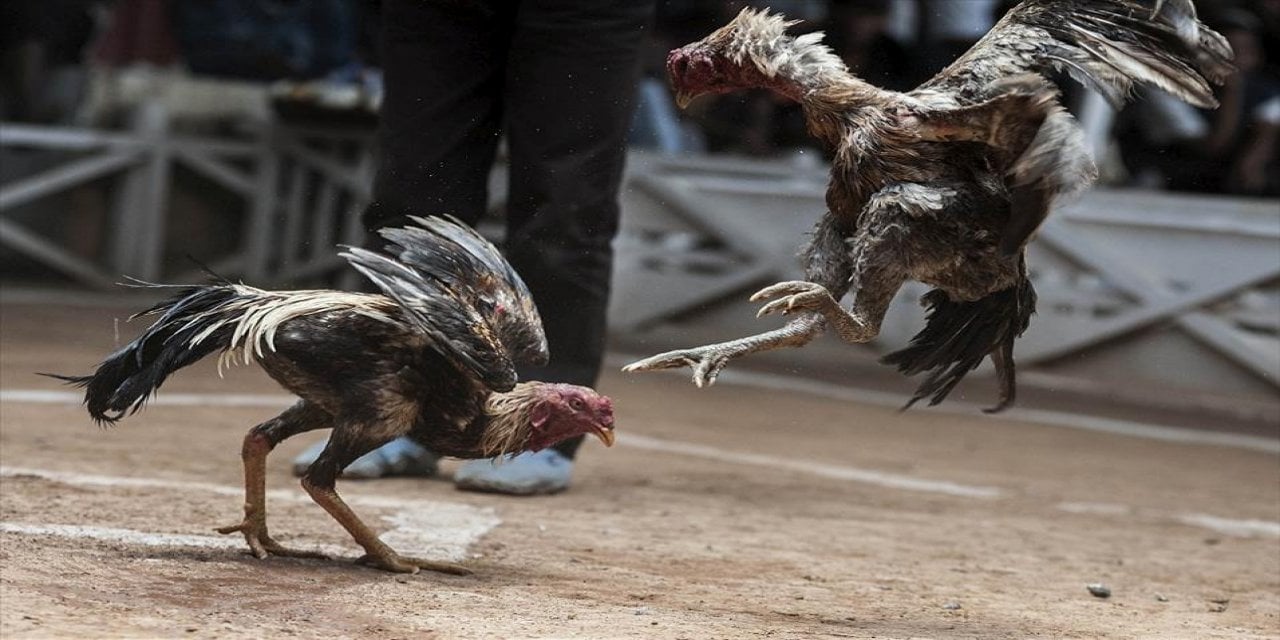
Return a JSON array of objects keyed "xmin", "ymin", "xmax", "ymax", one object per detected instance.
[
  {"xmin": 880, "ymin": 278, "xmax": 1036, "ymax": 412},
  {"xmin": 48, "ymin": 284, "xmax": 244, "ymax": 425}
]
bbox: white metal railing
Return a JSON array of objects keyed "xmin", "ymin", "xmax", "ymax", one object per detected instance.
[
  {"xmin": 609, "ymin": 154, "xmax": 1280, "ymax": 406},
  {"xmin": 4, "ymin": 128, "xmax": 1275, "ymax": 406},
  {"xmin": 0, "ymin": 116, "xmax": 374, "ymax": 288}
]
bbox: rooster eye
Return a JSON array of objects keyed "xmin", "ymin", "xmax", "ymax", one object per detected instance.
[{"xmin": 569, "ymin": 398, "xmax": 584, "ymax": 410}]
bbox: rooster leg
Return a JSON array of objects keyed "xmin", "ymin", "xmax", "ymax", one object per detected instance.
[
  {"xmin": 752, "ymin": 276, "xmax": 900, "ymax": 345},
  {"xmin": 216, "ymin": 401, "xmax": 330, "ymax": 560},
  {"xmin": 624, "ymin": 214, "xmax": 856, "ymax": 388},
  {"xmin": 622, "ymin": 314, "xmax": 827, "ymax": 387},
  {"xmin": 300, "ymin": 427, "xmax": 472, "ymax": 576},
  {"xmin": 983, "ymin": 337, "xmax": 1017, "ymax": 414},
  {"xmin": 750, "ymin": 280, "xmax": 878, "ymax": 343}
]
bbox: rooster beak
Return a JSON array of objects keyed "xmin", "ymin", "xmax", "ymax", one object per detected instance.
[
  {"xmin": 591, "ymin": 424, "xmax": 616, "ymax": 447},
  {"xmin": 675, "ymin": 91, "xmax": 694, "ymax": 110}
]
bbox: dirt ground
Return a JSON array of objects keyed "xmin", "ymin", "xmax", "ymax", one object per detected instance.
[{"xmin": 1, "ymin": 300, "xmax": 1278, "ymax": 640}]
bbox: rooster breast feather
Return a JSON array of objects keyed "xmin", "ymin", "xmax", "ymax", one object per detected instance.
[{"xmin": 341, "ymin": 216, "xmax": 549, "ymax": 392}]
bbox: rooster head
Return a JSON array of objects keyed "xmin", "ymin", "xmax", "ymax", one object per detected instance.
[
  {"xmin": 526, "ymin": 383, "xmax": 615, "ymax": 450},
  {"xmin": 484, "ymin": 383, "xmax": 615, "ymax": 455},
  {"xmin": 667, "ymin": 7, "xmax": 844, "ymax": 108}
]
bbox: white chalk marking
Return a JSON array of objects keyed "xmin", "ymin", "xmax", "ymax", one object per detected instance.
[
  {"xmin": 0, "ymin": 391, "xmax": 1005, "ymax": 499},
  {"xmin": 11, "ymin": 370, "xmax": 1278, "ymax": 454},
  {"xmin": 618, "ymin": 433, "xmax": 1003, "ymax": 499},
  {"xmin": 1176, "ymin": 514, "xmax": 1280, "ymax": 539},
  {"xmin": 2, "ymin": 389, "xmax": 293, "ymax": 408},
  {"xmin": 605, "ymin": 359, "xmax": 1280, "ymax": 455},
  {"xmin": 1055, "ymin": 502, "xmax": 1280, "ymax": 539},
  {"xmin": 6, "ymin": 392, "xmax": 1276, "ymax": 536},
  {"xmin": 1056, "ymin": 501, "xmax": 1133, "ymax": 516},
  {"xmin": 0, "ymin": 522, "xmax": 350, "ymax": 556},
  {"xmin": 0, "ymin": 466, "xmax": 500, "ymax": 561}
]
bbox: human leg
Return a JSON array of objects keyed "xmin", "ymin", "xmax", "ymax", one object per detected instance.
[
  {"xmin": 454, "ymin": 0, "xmax": 654, "ymax": 493},
  {"xmin": 298, "ymin": 0, "xmax": 514, "ymax": 479}
]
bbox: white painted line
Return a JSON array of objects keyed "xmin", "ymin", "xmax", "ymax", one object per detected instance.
[
  {"xmin": 0, "ymin": 391, "xmax": 1006, "ymax": 499},
  {"xmin": 0, "ymin": 467, "xmax": 500, "ymax": 561},
  {"xmin": 605, "ymin": 357, "xmax": 1280, "ymax": 455},
  {"xmin": 7, "ymin": 393, "xmax": 1276, "ymax": 535},
  {"xmin": 1054, "ymin": 501, "xmax": 1280, "ymax": 539},
  {"xmin": 1056, "ymin": 501, "xmax": 1133, "ymax": 516},
  {"xmin": 0, "ymin": 522, "xmax": 349, "ymax": 556},
  {"xmin": 13, "ymin": 369, "xmax": 1279, "ymax": 455},
  {"xmin": 1176, "ymin": 514, "xmax": 1280, "ymax": 538},
  {"xmin": 618, "ymin": 433, "xmax": 1003, "ymax": 499},
  {"xmin": 2, "ymin": 389, "xmax": 293, "ymax": 409}
]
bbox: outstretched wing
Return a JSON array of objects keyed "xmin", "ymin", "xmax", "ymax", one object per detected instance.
[
  {"xmin": 909, "ymin": 0, "xmax": 1231, "ymax": 254},
  {"xmin": 914, "ymin": 0, "xmax": 1233, "ymax": 109},
  {"xmin": 342, "ymin": 215, "xmax": 548, "ymax": 392}
]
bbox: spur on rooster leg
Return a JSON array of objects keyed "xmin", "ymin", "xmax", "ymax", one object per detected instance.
[{"xmin": 624, "ymin": 1, "xmax": 1234, "ymax": 413}]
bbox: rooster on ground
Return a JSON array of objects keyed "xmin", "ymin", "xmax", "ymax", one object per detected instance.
[
  {"xmin": 625, "ymin": 0, "xmax": 1233, "ymax": 411},
  {"xmin": 53, "ymin": 216, "xmax": 616, "ymax": 574}
]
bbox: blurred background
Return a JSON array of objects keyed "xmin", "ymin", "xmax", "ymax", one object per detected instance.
[{"xmin": 2, "ymin": 0, "xmax": 1277, "ymax": 433}]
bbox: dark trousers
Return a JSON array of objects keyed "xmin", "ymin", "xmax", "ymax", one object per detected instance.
[{"xmin": 365, "ymin": 0, "xmax": 654, "ymax": 458}]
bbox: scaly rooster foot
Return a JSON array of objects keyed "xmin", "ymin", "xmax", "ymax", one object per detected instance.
[
  {"xmin": 215, "ymin": 519, "xmax": 328, "ymax": 560},
  {"xmin": 354, "ymin": 552, "xmax": 472, "ymax": 576},
  {"xmin": 750, "ymin": 281, "xmax": 840, "ymax": 318},
  {"xmin": 621, "ymin": 346, "xmax": 733, "ymax": 388}
]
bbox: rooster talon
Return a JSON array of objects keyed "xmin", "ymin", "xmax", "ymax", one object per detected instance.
[
  {"xmin": 756, "ymin": 299, "xmax": 786, "ymax": 317},
  {"xmin": 692, "ymin": 354, "xmax": 728, "ymax": 388},
  {"xmin": 626, "ymin": 344, "xmax": 733, "ymax": 389},
  {"xmin": 217, "ymin": 519, "xmax": 327, "ymax": 560},
  {"xmin": 749, "ymin": 280, "xmax": 811, "ymax": 302},
  {"xmin": 622, "ymin": 352, "xmax": 693, "ymax": 372},
  {"xmin": 356, "ymin": 552, "xmax": 470, "ymax": 575}
]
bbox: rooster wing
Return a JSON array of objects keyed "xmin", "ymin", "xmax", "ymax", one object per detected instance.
[
  {"xmin": 907, "ymin": 0, "xmax": 1232, "ymax": 254},
  {"xmin": 342, "ymin": 215, "xmax": 549, "ymax": 392},
  {"xmin": 916, "ymin": 0, "xmax": 1232, "ymax": 108}
]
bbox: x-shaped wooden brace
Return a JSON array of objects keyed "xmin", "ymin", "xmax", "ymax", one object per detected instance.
[{"xmin": 1023, "ymin": 221, "xmax": 1279, "ymax": 386}]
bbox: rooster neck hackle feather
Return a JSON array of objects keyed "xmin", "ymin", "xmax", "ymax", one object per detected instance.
[
  {"xmin": 714, "ymin": 8, "xmax": 890, "ymax": 143},
  {"xmin": 478, "ymin": 381, "xmax": 546, "ymax": 458}
]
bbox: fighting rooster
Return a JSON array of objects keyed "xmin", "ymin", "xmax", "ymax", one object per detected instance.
[
  {"xmin": 626, "ymin": 0, "xmax": 1232, "ymax": 410},
  {"xmin": 54, "ymin": 216, "xmax": 616, "ymax": 574}
]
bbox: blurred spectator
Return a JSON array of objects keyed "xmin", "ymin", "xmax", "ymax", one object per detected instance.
[
  {"xmin": 827, "ymin": 0, "xmax": 915, "ymax": 91},
  {"xmin": 1117, "ymin": 8, "xmax": 1280, "ymax": 195},
  {"xmin": 92, "ymin": 0, "xmax": 180, "ymax": 69},
  {"xmin": 0, "ymin": 0, "xmax": 100, "ymax": 123},
  {"xmin": 915, "ymin": 0, "xmax": 996, "ymax": 79},
  {"xmin": 171, "ymin": 0, "xmax": 357, "ymax": 82},
  {"xmin": 1211, "ymin": 10, "xmax": 1279, "ymax": 194},
  {"xmin": 1255, "ymin": 0, "xmax": 1280, "ymax": 77}
]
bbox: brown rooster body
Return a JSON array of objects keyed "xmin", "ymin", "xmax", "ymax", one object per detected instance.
[
  {"xmin": 56, "ymin": 216, "xmax": 616, "ymax": 574},
  {"xmin": 626, "ymin": 0, "xmax": 1233, "ymax": 410}
]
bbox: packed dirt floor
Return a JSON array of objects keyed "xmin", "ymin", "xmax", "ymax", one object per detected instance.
[{"xmin": 2, "ymin": 300, "xmax": 1278, "ymax": 639}]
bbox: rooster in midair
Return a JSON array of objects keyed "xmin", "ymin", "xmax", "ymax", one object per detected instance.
[
  {"xmin": 626, "ymin": 0, "xmax": 1233, "ymax": 411},
  {"xmin": 53, "ymin": 216, "xmax": 616, "ymax": 574}
]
